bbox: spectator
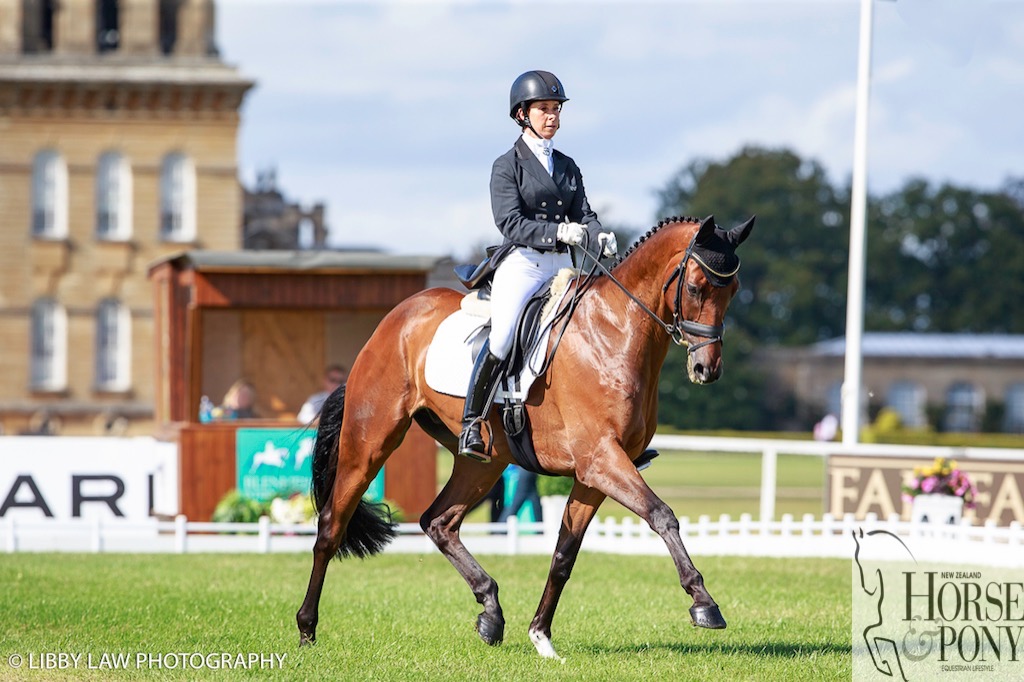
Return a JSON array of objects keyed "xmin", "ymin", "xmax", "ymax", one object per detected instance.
[
  {"xmin": 219, "ymin": 378, "xmax": 258, "ymax": 419},
  {"xmin": 298, "ymin": 364, "xmax": 347, "ymax": 424},
  {"xmin": 498, "ymin": 465, "xmax": 543, "ymax": 524}
]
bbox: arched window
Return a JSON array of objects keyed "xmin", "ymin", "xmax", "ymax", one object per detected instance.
[
  {"xmin": 31, "ymin": 149, "xmax": 68, "ymax": 239},
  {"xmin": 95, "ymin": 299, "xmax": 131, "ymax": 391},
  {"xmin": 1004, "ymin": 384, "xmax": 1024, "ymax": 434},
  {"xmin": 887, "ymin": 381, "xmax": 927, "ymax": 428},
  {"xmin": 944, "ymin": 382, "xmax": 984, "ymax": 433},
  {"xmin": 96, "ymin": 151, "xmax": 133, "ymax": 240},
  {"xmin": 160, "ymin": 152, "xmax": 196, "ymax": 242},
  {"xmin": 31, "ymin": 298, "xmax": 67, "ymax": 391}
]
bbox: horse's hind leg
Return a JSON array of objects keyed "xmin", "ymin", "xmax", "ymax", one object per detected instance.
[
  {"xmin": 529, "ymin": 481, "xmax": 606, "ymax": 659},
  {"xmin": 296, "ymin": 411, "xmax": 411, "ymax": 645},
  {"xmin": 419, "ymin": 456, "xmax": 507, "ymax": 645},
  {"xmin": 579, "ymin": 450, "xmax": 726, "ymax": 630}
]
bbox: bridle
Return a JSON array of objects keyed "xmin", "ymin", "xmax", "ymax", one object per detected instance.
[{"xmin": 578, "ymin": 228, "xmax": 728, "ymax": 354}]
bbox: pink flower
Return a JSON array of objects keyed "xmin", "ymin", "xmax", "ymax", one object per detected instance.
[{"xmin": 921, "ymin": 477, "xmax": 937, "ymax": 493}]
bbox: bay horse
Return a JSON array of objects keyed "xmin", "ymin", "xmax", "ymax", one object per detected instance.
[{"xmin": 296, "ymin": 215, "xmax": 755, "ymax": 659}]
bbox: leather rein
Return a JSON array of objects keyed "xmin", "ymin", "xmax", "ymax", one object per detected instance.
[{"xmin": 577, "ymin": 229, "xmax": 725, "ymax": 354}]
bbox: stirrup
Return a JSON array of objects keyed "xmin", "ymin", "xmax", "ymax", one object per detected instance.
[{"xmin": 458, "ymin": 416, "xmax": 493, "ymax": 463}]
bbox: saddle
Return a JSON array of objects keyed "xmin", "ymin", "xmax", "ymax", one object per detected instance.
[{"xmin": 455, "ymin": 246, "xmax": 568, "ymax": 475}]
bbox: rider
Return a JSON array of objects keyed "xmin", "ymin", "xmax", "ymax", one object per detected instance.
[{"xmin": 457, "ymin": 69, "xmax": 619, "ymax": 462}]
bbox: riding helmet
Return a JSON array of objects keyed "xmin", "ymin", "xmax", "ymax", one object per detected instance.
[{"xmin": 509, "ymin": 70, "xmax": 569, "ymax": 123}]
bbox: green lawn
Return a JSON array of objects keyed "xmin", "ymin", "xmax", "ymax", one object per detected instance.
[
  {"xmin": 0, "ymin": 553, "xmax": 851, "ymax": 681},
  {"xmin": 438, "ymin": 449, "xmax": 826, "ymax": 523}
]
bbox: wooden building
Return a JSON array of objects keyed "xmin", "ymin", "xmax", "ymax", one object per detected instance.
[{"xmin": 148, "ymin": 250, "xmax": 442, "ymax": 521}]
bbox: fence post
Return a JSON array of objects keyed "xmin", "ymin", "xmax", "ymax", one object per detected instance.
[
  {"xmin": 760, "ymin": 446, "xmax": 777, "ymax": 523},
  {"xmin": 258, "ymin": 516, "xmax": 271, "ymax": 553},
  {"xmin": 506, "ymin": 516, "xmax": 519, "ymax": 555},
  {"xmin": 175, "ymin": 514, "xmax": 187, "ymax": 554},
  {"xmin": 91, "ymin": 517, "xmax": 103, "ymax": 553},
  {"xmin": 4, "ymin": 516, "xmax": 15, "ymax": 553}
]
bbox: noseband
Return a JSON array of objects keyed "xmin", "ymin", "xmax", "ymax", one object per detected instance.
[{"xmin": 580, "ymin": 229, "xmax": 727, "ymax": 355}]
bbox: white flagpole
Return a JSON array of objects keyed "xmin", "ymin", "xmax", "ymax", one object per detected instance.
[{"xmin": 842, "ymin": 0, "xmax": 876, "ymax": 445}]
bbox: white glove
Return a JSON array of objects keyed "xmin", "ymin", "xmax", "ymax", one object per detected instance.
[
  {"xmin": 598, "ymin": 231, "xmax": 618, "ymax": 258},
  {"xmin": 556, "ymin": 221, "xmax": 586, "ymax": 246}
]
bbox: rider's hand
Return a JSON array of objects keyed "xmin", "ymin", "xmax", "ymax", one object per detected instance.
[
  {"xmin": 598, "ymin": 232, "xmax": 618, "ymax": 258},
  {"xmin": 556, "ymin": 221, "xmax": 586, "ymax": 246}
]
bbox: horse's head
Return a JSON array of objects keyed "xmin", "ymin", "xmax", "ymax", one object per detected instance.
[{"xmin": 661, "ymin": 215, "xmax": 755, "ymax": 384}]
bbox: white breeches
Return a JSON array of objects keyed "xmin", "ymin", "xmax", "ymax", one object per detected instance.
[{"xmin": 489, "ymin": 246, "xmax": 573, "ymax": 360}]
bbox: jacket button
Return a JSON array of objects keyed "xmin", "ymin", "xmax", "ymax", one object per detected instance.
[
  {"xmin": 554, "ymin": 214, "xmax": 561, "ymax": 220},
  {"xmin": 557, "ymin": 200, "xmax": 563, "ymax": 206},
  {"xmin": 541, "ymin": 201, "xmax": 547, "ymax": 207}
]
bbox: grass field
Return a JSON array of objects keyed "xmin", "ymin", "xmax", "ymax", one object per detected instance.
[
  {"xmin": 0, "ymin": 552, "xmax": 851, "ymax": 681},
  {"xmin": 440, "ymin": 449, "xmax": 826, "ymax": 523}
]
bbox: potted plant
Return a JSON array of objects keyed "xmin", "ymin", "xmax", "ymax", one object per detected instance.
[{"xmin": 901, "ymin": 457, "xmax": 977, "ymax": 525}]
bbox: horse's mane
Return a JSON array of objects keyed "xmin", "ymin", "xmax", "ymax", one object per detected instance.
[{"xmin": 612, "ymin": 216, "xmax": 701, "ymax": 268}]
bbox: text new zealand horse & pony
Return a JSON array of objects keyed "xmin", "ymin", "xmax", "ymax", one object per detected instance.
[{"xmin": 296, "ymin": 214, "xmax": 755, "ymax": 658}]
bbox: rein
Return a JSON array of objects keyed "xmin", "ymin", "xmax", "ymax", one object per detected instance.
[{"xmin": 577, "ymin": 229, "xmax": 725, "ymax": 353}]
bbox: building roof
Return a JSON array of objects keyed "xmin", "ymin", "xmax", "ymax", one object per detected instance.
[
  {"xmin": 813, "ymin": 333, "xmax": 1024, "ymax": 360},
  {"xmin": 149, "ymin": 250, "xmax": 444, "ymax": 275},
  {"xmin": 0, "ymin": 60, "xmax": 254, "ymax": 89}
]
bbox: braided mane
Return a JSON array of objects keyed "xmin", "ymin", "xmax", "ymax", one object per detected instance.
[{"xmin": 612, "ymin": 216, "xmax": 701, "ymax": 267}]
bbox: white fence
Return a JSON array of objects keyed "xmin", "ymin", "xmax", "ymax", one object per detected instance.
[
  {"xmin": 4, "ymin": 510, "xmax": 1022, "ymax": 568},
  {"xmin": 647, "ymin": 434, "xmax": 1024, "ymax": 522}
]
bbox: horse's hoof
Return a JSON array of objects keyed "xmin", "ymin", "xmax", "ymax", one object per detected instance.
[
  {"xmin": 475, "ymin": 613, "xmax": 505, "ymax": 645},
  {"xmin": 298, "ymin": 633, "xmax": 316, "ymax": 647},
  {"xmin": 689, "ymin": 604, "xmax": 727, "ymax": 629}
]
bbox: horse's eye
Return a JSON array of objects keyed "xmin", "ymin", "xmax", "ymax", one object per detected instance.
[{"xmin": 686, "ymin": 283, "xmax": 700, "ymax": 298}]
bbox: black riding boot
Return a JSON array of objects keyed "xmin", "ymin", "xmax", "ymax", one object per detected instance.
[{"xmin": 458, "ymin": 343, "xmax": 503, "ymax": 462}]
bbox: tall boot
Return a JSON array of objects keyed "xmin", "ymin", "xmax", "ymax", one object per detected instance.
[{"xmin": 458, "ymin": 342, "xmax": 503, "ymax": 462}]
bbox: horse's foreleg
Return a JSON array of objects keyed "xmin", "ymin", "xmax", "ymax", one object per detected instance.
[
  {"xmin": 529, "ymin": 481, "xmax": 606, "ymax": 660},
  {"xmin": 420, "ymin": 457, "xmax": 507, "ymax": 645},
  {"xmin": 579, "ymin": 451, "xmax": 726, "ymax": 630}
]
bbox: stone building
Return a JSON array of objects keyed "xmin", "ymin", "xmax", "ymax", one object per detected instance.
[
  {"xmin": 0, "ymin": 0, "xmax": 253, "ymax": 435},
  {"xmin": 760, "ymin": 333, "xmax": 1024, "ymax": 433}
]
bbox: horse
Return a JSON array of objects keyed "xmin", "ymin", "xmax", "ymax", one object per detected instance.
[{"xmin": 296, "ymin": 214, "xmax": 755, "ymax": 659}]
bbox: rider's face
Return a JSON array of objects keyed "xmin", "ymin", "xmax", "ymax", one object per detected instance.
[{"xmin": 523, "ymin": 100, "xmax": 561, "ymax": 139}]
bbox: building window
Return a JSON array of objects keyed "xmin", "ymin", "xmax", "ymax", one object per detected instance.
[
  {"xmin": 31, "ymin": 298, "xmax": 67, "ymax": 391},
  {"xmin": 944, "ymin": 382, "xmax": 983, "ymax": 433},
  {"xmin": 160, "ymin": 152, "xmax": 196, "ymax": 242},
  {"xmin": 96, "ymin": 0, "xmax": 120, "ymax": 53},
  {"xmin": 159, "ymin": 0, "xmax": 180, "ymax": 55},
  {"xmin": 887, "ymin": 381, "xmax": 926, "ymax": 428},
  {"xmin": 95, "ymin": 299, "xmax": 131, "ymax": 391},
  {"xmin": 22, "ymin": 0, "xmax": 56, "ymax": 54},
  {"xmin": 31, "ymin": 149, "xmax": 68, "ymax": 239},
  {"xmin": 1004, "ymin": 384, "xmax": 1024, "ymax": 434},
  {"xmin": 96, "ymin": 152, "xmax": 132, "ymax": 240}
]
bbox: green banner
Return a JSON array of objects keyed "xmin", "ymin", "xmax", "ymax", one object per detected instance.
[{"xmin": 236, "ymin": 428, "xmax": 383, "ymax": 503}]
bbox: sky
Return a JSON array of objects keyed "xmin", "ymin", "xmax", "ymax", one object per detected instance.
[{"xmin": 216, "ymin": 0, "xmax": 1024, "ymax": 258}]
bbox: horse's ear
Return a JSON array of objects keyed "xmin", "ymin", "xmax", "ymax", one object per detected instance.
[
  {"xmin": 696, "ymin": 215, "xmax": 716, "ymax": 244},
  {"xmin": 726, "ymin": 215, "xmax": 755, "ymax": 247}
]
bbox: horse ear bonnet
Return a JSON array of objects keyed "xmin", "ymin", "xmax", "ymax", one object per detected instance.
[{"xmin": 693, "ymin": 216, "xmax": 741, "ymax": 288}]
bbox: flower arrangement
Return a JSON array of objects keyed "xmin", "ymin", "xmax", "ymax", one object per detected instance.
[{"xmin": 901, "ymin": 457, "xmax": 977, "ymax": 509}]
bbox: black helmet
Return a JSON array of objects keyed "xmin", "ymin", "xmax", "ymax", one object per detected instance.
[{"xmin": 509, "ymin": 70, "xmax": 569, "ymax": 123}]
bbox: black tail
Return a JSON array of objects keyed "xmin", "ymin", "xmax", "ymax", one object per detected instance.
[{"xmin": 309, "ymin": 384, "xmax": 397, "ymax": 559}]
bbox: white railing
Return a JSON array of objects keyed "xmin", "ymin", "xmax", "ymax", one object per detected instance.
[
  {"xmin": 647, "ymin": 434, "xmax": 1024, "ymax": 522},
  {"xmin": 4, "ymin": 511, "xmax": 1021, "ymax": 567}
]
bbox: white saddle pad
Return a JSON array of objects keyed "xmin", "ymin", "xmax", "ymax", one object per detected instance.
[{"xmin": 424, "ymin": 278, "xmax": 572, "ymax": 403}]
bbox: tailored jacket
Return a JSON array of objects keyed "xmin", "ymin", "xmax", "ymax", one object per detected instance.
[{"xmin": 490, "ymin": 136, "xmax": 602, "ymax": 252}]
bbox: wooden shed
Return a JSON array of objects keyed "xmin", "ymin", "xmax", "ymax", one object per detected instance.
[{"xmin": 148, "ymin": 250, "xmax": 443, "ymax": 522}]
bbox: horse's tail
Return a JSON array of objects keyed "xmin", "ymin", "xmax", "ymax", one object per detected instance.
[{"xmin": 309, "ymin": 385, "xmax": 397, "ymax": 559}]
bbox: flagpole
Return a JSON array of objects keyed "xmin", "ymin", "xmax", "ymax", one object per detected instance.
[{"xmin": 841, "ymin": 0, "xmax": 875, "ymax": 445}]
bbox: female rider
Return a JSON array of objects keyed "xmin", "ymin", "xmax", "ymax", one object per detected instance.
[{"xmin": 458, "ymin": 70, "xmax": 617, "ymax": 462}]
